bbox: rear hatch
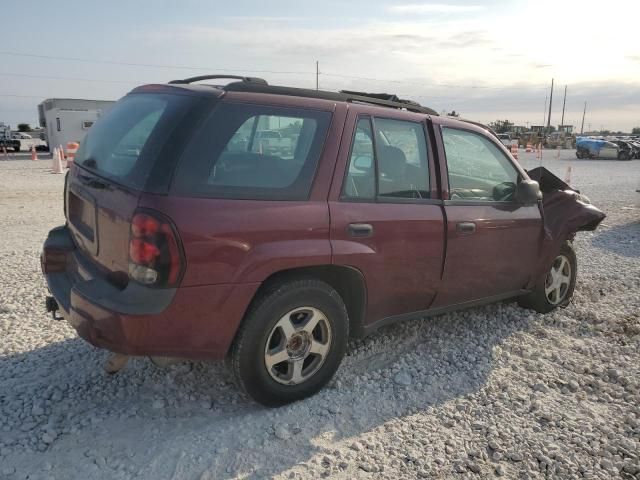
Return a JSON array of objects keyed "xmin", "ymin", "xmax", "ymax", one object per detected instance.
[{"xmin": 65, "ymin": 89, "xmax": 212, "ymax": 279}]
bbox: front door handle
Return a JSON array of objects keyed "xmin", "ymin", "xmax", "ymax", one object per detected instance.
[
  {"xmin": 456, "ymin": 221, "xmax": 476, "ymax": 235},
  {"xmin": 348, "ymin": 223, "xmax": 373, "ymax": 238}
]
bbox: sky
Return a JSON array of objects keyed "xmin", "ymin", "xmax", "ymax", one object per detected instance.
[{"xmin": 1, "ymin": 0, "xmax": 639, "ymax": 132}]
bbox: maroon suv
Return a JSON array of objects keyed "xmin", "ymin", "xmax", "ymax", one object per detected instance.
[{"xmin": 42, "ymin": 75, "xmax": 605, "ymax": 406}]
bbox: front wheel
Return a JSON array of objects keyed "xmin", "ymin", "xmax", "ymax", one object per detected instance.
[
  {"xmin": 230, "ymin": 278, "xmax": 349, "ymax": 407},
  {"xmin": 518, "ymin": 242, "xmax": 577, "ymax": 313}
]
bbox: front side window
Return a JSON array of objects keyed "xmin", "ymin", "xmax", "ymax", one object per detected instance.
[
  {"xmin": 442, "ymin": 127, "xmax": 519, "ymax": 202},
  {"xmin": 173, "ymin": 104, "xmax": 331, "ymax": 200},
  {"xmin": 342, "ymin": 116, "xmax": 430, "ymax": 201}
]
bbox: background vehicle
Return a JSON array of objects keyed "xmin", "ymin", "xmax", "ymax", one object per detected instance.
[
  {"xmin": 42, "ymin": 76, "xmax": 605, "ymax": 406},
  {"xmin": 253, "ymin": 130, "xmax": 293, "ymax": 156},
  {"xmin": 611, "ymin": 140, "xmax": 639, "ymax": 160},
  {"xmin": 497, "ymin": 133, "xmax": 512, "ymax": 148},
  {"xmin": 0, "ymin": 123, "xmax": 21, "ymax": 152},
  {"xmin": 12, "ymin": 132, "xmax": 32, "ymax": 140},
  {"xmin": 576, "ymin": 137, "xmax": 629, "ymax": 160}
]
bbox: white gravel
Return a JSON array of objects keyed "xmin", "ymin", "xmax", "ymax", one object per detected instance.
[{"xmin": 1, "ymin": 152, "xmax": 639, "ymax": 479}]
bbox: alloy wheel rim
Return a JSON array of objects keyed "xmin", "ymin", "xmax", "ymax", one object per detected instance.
[
  {"xmin": 545, "ymin": 254, "xmax": 571, "ymax": 305},
  {"xmin": 264, "ymin": 307, "xmax": 332, "ymax": 385}
]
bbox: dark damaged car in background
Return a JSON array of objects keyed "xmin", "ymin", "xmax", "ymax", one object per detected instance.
[{"xmin": 41, "ymin": 75, "xmax": 606, "ymax": 406}]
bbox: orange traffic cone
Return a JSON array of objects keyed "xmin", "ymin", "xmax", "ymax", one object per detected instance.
[
  {"xmin": 51, "ymin": 147, "xmax": 57, "ymax": 171},
  {"xmin": 31, "ymin": 145, "xmax": 38, "ymax": 161},
  {"xmin": 52, "ymin": 148, "xmax": 64, "ymax": 174}
]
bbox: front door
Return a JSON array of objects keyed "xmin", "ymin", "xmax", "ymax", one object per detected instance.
[
  {"xmin": 329, "ymin": 110, "xmax": 445, "ymax": 325},
  {"xmin": 432, "ymin": 124, "xmax": 543, "ymax": 307}
]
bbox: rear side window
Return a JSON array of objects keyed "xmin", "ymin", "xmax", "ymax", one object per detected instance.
[
  {"xmin": 173, "ymin": 104, "xmax": 331, "ymax": 200},
  {"xmin": 74, "ymin": 94, "xmax": 180, "ymax": 190},
  {"xmin": 442, "ymin": 127, "xmax": 519, "ymax": 202}
]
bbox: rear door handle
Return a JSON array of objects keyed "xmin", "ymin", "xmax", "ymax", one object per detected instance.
[
  {"xmin": 348, "ymin": 223, "xmax": 373, "ymax": 238},
  {"xmin": 456, "ymin": 222, "xmax": 476, "ymax": 234}
]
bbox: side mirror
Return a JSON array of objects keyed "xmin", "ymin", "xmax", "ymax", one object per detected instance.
[
  {"xmin": 353, "ymin": 156, "xmax": 373, "ymax": 170},
  {"xmin": 516, "ymin": 179, "xmax": 542, "ymax": 205}
]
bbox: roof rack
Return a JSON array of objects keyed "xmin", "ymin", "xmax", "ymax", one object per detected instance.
[
  {"xmin": 168, "ymin": 75, "xmax": 438, "ymax": 115},
  {"xmin": 168, "ymin": 75, "xmax": 268, "ymax": 85}
]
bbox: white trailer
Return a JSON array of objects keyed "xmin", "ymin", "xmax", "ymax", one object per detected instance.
[{"xmin": 38, "ymin": 98, "xmax": 116, "ymax": 150}]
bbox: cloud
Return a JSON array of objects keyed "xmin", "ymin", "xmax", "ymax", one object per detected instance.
[{"xmin": 388, "ymin": 3, "xmax": 485, "ymax": 14}]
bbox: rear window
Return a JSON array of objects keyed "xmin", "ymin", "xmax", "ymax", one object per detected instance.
[
  {"xmin": 173, "ymin": 103, "xmax": 332, "ymax": 200},
  {"xmin": 74, "ymin": 93, "xmax": 196, "ymax": 190}
]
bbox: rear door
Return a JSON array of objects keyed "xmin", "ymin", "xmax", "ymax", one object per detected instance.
[
  {"xmin": 329, "ymin": 107, "xmax": 445, "ymax": 325},
  {"xmin": 431, "ymin": 121, "xmax": 543, "ymax": 307}
]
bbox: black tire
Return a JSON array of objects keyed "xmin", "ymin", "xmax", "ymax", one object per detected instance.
[
  {"xmin": 576, "ymin": 151, "xmax": 583, "ymax": 159},
  {"xmin": 518, "ymin": 242, "xmax": 577, "ymax": 314},
  {"xmin": 617, "ymin": 151, "xmax": 631, "ymax": 161},
  {"xmin": 230, "ymin": 278, "xmax": 349, "ymax": 407}
]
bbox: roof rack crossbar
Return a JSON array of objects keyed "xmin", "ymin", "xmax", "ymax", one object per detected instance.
[
  {"xmin": 216, "ymin": 79, "xmax": 438, "ymax": 115},
  {"xmin": 343, "ymin": 93, "xmax": 437, "ymax": 115},
  {"xmin": 169, "ymin": 75, "xmax": 268, "ymax": 85}
]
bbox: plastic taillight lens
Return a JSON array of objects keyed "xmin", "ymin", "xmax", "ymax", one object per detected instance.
[{"xmin": 128, "ymin": 211, "xmax": 184, "ymax": 287}]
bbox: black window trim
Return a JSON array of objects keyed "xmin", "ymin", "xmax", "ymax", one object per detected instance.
[
  {"xmin": 339, "ymin": 114, "xmax": 434, "ymax": 205},
  {"xmin": 440, "ymin": 124, "xmax": 523, "ymax": 206}
]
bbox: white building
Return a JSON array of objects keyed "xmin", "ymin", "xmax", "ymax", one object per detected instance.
[{"xmin": 38, "ymin": 98, "xmax": 116, "ymax": 149}]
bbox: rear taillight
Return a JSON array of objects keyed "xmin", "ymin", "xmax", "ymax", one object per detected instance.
[{"xmin": 128, "ymin": 210, "xmax": 184, "ymax": 287}]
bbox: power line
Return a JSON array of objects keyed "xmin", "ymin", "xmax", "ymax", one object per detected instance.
[
  {"xmin": 319, "ymin": 71, "xmax": 549, "ymax": 90},
  {"xmin": 0, "ymin": 72, "xmax": 139, "ymax": 84},
  {"xmin": 1, "ymin": 50, "xmax": 550, "ymax": 91},
  {"xmin": 0, "ymin": 51, "xmax": 312, "ymax": 75},
  {"xmin": 0, "ymin": 93, "xmax": 49, "ymax": 99}
]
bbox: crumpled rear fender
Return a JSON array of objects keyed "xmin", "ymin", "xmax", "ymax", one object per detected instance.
[{"xmin": 527, "ymin": 167, "xmax": 606, "ymax": 281}]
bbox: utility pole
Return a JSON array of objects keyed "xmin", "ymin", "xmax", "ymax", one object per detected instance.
[
  {"xmin": 580, "ymin": 101, "xmax": 587, "ymax": 134},
  {"xmin": 560, "ymin": 85, "xmax": 567, "ymax": 129},
  {"xmin": 315, "ymin": 61, "xmax": 319, "ymax": 91},
  {"xmin": 546, "ymin": 78, "xmax": 554, "ymax": 136}
]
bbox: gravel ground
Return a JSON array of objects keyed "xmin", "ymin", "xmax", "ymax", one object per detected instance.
[{"xmin": 0, "ymin": 152, "xmax": 639, "ymax": 480}]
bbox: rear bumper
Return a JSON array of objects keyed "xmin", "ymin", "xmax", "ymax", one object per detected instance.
[{"xmin": 41, "ymin": 225, "xmax": 259, "ymax": 360}]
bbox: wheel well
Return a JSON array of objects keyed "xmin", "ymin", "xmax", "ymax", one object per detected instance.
[{"xmin": 255, "ymin": 265, "xmax": 367, "ymax": 338}]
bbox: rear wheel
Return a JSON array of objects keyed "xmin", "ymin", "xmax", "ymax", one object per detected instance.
[
  {"xmin": 618, "ymin": 151, "xmax": 631, "ymax": 161},
  {"xmin": 230, "ymin": 278, "xmax": 348, "ymax": 407},
  {"xmin": 518, "ymin": 242, "xmax": 577, "ymax": 313}
]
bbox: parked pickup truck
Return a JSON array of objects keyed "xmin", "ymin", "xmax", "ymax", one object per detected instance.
[
  {"xmin": 253, "ymin": 129, "xmax": 293, "ymax": 156},
  {"xmin": 0, "ymin": 137, "xmax": 21, "ymax": 152},
  {"xmin": 41, "ymin": 75, "xmax": 605, "ymax": 406}
]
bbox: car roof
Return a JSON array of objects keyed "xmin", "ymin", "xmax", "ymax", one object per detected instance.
[
  {"xmin": 130, "ymin": 74, "xmax": 497, "ymax": 137},
  {"xmin": 132, "ymin": 75, "xmax": 439, "ymax": 115}
]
